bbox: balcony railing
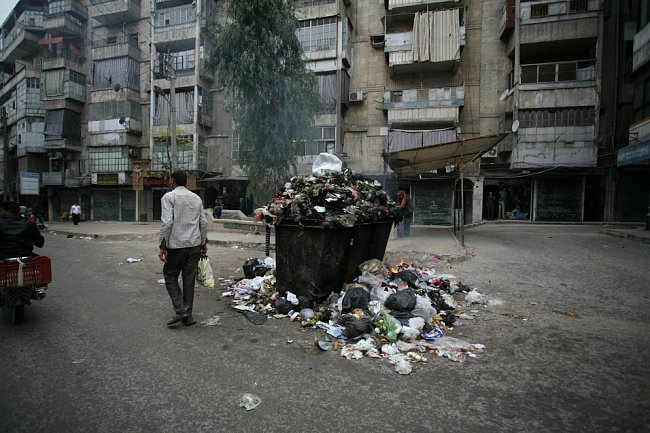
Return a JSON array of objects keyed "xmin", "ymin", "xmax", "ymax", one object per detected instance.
[
  {"xmin": 520, "ymin": 0, "xmax": 599, "ymax": 24},
  {"xmin": 520, "ymin": 59, "xmax": 596, "ymax": 84},
  {"xmin": 294, "ymin": 0, "xmax": 336, "ymax": 7}
]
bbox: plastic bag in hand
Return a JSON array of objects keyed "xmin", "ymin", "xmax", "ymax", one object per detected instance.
[{"xmin": 197, "ymin": 255, "xmax": 215, "ymax": 289}]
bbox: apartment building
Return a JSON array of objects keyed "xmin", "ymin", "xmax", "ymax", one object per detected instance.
[
  {"xmin": 609, "ymin": 0, "xmax": 650, "ymax": 227},
  {"xmin": 2, "ymin": 0, "xmax": 646, "ymax": 225}
]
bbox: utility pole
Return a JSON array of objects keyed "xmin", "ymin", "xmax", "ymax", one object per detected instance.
[
  {"xmin": 167, "ymin": 53, "xmax": 178, "ymax": 172},
  {"xmin": 2, "ymin": 107, "xmax": 12, "ymax": 201}
]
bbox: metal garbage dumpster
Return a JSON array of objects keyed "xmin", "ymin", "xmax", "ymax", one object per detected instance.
[{"xmin": 275, "ymin": 220, "xmax": 393, "ymax": 301}]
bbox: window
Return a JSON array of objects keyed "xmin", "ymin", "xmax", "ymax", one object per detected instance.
[
  {"xmin": 106, "ymin": 36, "xmax": 117, "ymax": 44},
  {"xmin": 633, "ymin": 77, "xmax": 650, "ymax": 122},
  {"xmin": 27, "ymin": 78, "xmax": 40, "ymax": 89},
  {"xmin": 519, "ymin": 108, "xmax": 595, "ymax": 128},
  {"xmin": 231, "ymin": 128, "xmax": 240, "ymax": 161},
  {"xmin": 89, "ymin": 146, "xmax": 130, "ymax": 173},
  {"xmin": 530, "ymin": 3, "xmax": 548, "ymax": 18},
  {"xmin": 302, "ymin": 126, "xmax": 335, "ymax": 156},
  {"xmin": 569, "ymin": 0, "xmax": 588, "ymax": 13},
  {"xmin": 297, "ymin": 17, "xmax": 337, "ymax": 52}
]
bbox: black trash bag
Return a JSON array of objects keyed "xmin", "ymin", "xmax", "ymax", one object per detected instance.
[
  {"xmin": 385, "ymin": 289, "xmax": 417, "ymax": 312},
  {"xmin": 390, "ymin": 311, "xmax": 415, "ymax": 326},
  {"xmin": 243, "ymin": 258, "xmax": 262, "ymax": 278},
  {"xmin": 341, "ymin": 287, "xmax": 370, "ymax": 313},
  {"xmin": 339, "ymin": 314, "xmax": 374, "ymax": 338},
  {"xmin": 274, "ymin": 297, "xmax": 294, "ymax": 315},
  {"xmin": 442, "ymin": 312, "xmax": 456, "ymax": 327},
  {"xmin": 396, "ymin": 270, "xmax": 419, "ymax": 288},
  {"xmin": 297, "ymin": 296, "xmax": 313, "ymax": 310},
  {"xmin": 428, "ymin": 291, "xmax": 454, "ymax": 311}
]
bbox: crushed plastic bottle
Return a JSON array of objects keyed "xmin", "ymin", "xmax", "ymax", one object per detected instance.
[{"xmin": 239, "ymin": 393, "xmax": 261, "ymax": 411}]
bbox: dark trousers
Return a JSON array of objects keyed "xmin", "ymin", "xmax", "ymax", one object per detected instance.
[
  {"xmin": 163, "ymin": 245, "xmax": 201, "ymax": 316},
  {"xmin": 72, "ymin": 214, "xmax": 80, "ymax": 225}
]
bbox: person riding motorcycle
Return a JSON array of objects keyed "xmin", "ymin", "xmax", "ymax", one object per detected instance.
[{"xmin": 0, "ymin": 201, "xmax": 45, "ymax": 260}]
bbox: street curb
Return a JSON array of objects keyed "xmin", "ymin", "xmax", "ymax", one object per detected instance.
[
  {"xmin": 46, "ymin": 229, "xmax": 276, "ymax": 251},
  {"xmin": 599, "ymin": 229, "xmax": 650, "ymax": 244}
]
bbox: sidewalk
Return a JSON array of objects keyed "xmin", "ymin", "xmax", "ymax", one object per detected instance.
[
  {"xmin": 599, "ymin": 226, "xmax": 650, "ymax": 244},
  {"xmin": 44, "ymin": 220, "xmax": 467, "ymax": 260}
]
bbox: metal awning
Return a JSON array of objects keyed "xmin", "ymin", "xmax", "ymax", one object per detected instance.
[
  {"xmin": 383, "ymin": 133, "xmax": 507, "ymax": 176},
  {"xmin": 199, "ymin": 175, "xmax": 248, "ymax": 182},
  {"xmin": 617, "ymin": 140, "xmax": 650, "ymax": 166}
]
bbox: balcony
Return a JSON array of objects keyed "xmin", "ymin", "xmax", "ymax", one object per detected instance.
[
  {"xmin": 44, "ymin": 138, "xmax": 82, "ymax": 152},
  {"xmin": 384, "ymin": 9, "xmax": 463, "ymax": 76},
  {"xmin": 87, "ymin": 130, "xmax": 142, "ymax": 147},
  {"xmin": 294, "ymin": 0, "xmax": 337, "ymax": 21},
  {"xmin": 499, "ymin": 0, "xmax": 515, "ymax": 39},
  {"xmin": 90, "ymin": 0, "xmax": 140, "ymax": 26},
  {"xmin": 632, "ymin": 22, "xmax": 650, "ymax": 74},
  {"xmin": 511, "ymin": 126, "xmax": 597, "ymax": 168},
  {"xmin": 519, "ymin": 0, "xmax": 599, "ymax": 44},
  {"xmin": 383, "ymin": 86, "xmax": 464, "ymax": 127},
  {"xmin": 153, "ymin": 5, "xmax": 196, "ymax": 49},
  {"xmin": 518, "ymin": 60, "xmax": 597, "ymax": 108},
  {"xmin": 47, "ymin": 0, "xmax": 88, "ymax": 22},
  {"xmin": 92, "ymin": 37, "xmax": 141, "ymax": 61},
  {"xmin": 43, "ymin": 14, "xmax": 83, "ymax": 36},
  {"xmin": 386, "ymin": 0, "xmax": 460, "ymax": 11},
  {"xmin": 0, "ymin": 12, "xmax": 44, "ymax": 63},
  {"xmin": 42, "ymin": 55, "xmax": 84, "ymax": 73},
  {"xmin": 16, "ymin": 133, "xmax": 46, "ymax": 157}
]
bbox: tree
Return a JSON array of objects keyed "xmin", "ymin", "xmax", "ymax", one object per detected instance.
[{"xmin": 207, "ymin": 0, "xmax": 321, "ymax": 205}]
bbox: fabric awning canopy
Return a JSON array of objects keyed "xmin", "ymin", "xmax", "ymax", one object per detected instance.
[
  {"xmin": 38, "ymin": 36, "xmax": 63, "ymax": 45},
  {"xmin": 384, "ymin": 133, "xmax": 507, "ymax": 176},
  {"xmin": 617, "ymin": 140, "xmax": 650, "ymax": 166}
]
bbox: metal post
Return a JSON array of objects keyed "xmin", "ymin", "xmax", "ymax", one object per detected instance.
[
  {"xmin": 168, "ymin": 56, "xmax": 178, "ymax": 172},
  {"xmin": 2, "ymin": 107, "xmax": 12, "ymax": 201},
  {"xmin": 459, "ymin": 141, "xmax": 465, "ymax": 247}
]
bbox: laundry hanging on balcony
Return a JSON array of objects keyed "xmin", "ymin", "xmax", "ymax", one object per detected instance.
[{"xmin": 411, "ymin": 9, "xmax": 461, "ymax": 63}]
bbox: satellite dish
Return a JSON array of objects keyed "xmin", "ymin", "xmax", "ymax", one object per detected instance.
[
  {"xmin": 119, "ymin": 116, "xmax": 126, "ymax": 125},
  {"xmin": 113, "ymin": 83, "xmax": 121, "ymax": 92},
  {"xmin": 499, "ymin": 89, "xmax": 509, "ymax": 101},
  {"xmin": 511, "ymin": 120, "xmax": 520, "ymax": 133}
]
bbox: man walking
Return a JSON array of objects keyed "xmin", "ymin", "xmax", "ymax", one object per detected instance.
[
  {"xmin": 70, "ymin": 202, "xmax": 81, "ymax": 225},
  {"xmin": 159, "ymin": 171, "xmax": 208, "ymax": 327}
]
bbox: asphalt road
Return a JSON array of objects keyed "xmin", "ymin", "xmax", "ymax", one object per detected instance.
[{"xmin": 0, "ymin": 225, "xmax": 648, "ymax": 432}]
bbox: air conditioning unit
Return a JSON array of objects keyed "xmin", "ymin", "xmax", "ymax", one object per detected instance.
[
  {"xmin": 481, "ymin": 147, "xmax": 498, "ymax": 158},
  {"xmin": 128, "ymin": 147, "xmax": 140, "ymax": 158},
  {"xmin": 348, "ymin": 91, "xmax": 363, "ymax": 103}
]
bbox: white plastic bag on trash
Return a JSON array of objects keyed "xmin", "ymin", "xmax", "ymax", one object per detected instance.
[
  {"xmin": 312, "ymin": 153, "xmax": 343, "ymax": 176},
  {"xmin": 197, "ymin": 255, "xmax": 215, "ymax": 289}
]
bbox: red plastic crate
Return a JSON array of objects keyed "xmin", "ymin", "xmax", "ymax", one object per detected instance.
[{"xmin": 0, "ymin": 256, "xmax": 52, "ymax": 288}]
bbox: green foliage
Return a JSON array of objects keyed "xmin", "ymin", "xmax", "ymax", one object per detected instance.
[{"xmin": 207, "ymin": 0, "xmax": 322, "ymax": 205}]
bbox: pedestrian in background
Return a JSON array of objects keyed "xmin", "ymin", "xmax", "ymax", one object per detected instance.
[
  {"xmin": 212, "ymin": 200, "xmax": 222, "ymax": 219},
  {"xmin": 70, "ymin": 202, "xmax": 81, "ymax": 225},
  {"xmin": 159, "ymin": 171, "xmax": 208, "ymax": 327},
  {"xmin": 498, "ymin": 186, "xmax": 508, "ymax": 219},
  {"xmin": 396, "ymin": 189, "xmax": 413, "ymax": 237},
  {"xmin": 487, "ymin": 191, "xmax": 497, "ymax": 220}
]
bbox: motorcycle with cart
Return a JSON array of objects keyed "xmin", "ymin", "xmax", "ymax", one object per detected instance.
[{"xmin": 0, "ymin": 256, "xmax": 52, "ymax": 324}]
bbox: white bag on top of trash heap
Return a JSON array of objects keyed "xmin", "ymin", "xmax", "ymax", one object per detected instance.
[
  {"xmin": 197, "ymin": 255, "xmax": 215, "ymax": 289},
  {"xmin": 312, "ymin": 153, "xmax": 343, "ymax": 176}
]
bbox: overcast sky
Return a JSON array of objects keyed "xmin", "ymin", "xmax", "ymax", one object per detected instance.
[{"xmin": 0, "ymin": 0, "xmax": 20, "ymax": 26}]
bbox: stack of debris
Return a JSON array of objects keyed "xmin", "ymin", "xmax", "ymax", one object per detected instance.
[{"xmin": 225, "ymin": 257, "xmax": 487, "ymax": 375}]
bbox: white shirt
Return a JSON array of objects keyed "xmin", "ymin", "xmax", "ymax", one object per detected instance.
[
  {"xmin": 70, "ymin": 204, "xmax": 81, "ymax": 215},
  {"xmin": 159, "ymin": 186, "xmax": 208, "ymax": 249}
]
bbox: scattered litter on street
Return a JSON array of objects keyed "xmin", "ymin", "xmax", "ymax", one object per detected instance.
[
  {"xmin": 239, "ymin": 394, "xmax": 261, "ymax": 411},
  {"xmin": 223, "ymin": 256, "xmax": 487, "ymax": 374},
  {"xmin": 201, "ymin": 316, "xmax": 221, "ymax": 326},
  {"xmin": 126, "ymin": 258, "xmax": 142, "ymax": 263},
  {"xmin": 157, "ymin": 278, "xmax": 165, "ymax": 285}
]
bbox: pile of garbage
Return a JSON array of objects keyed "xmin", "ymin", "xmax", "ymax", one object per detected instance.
[
  {"xmin": 262, "ymin": 154, "xmax": 398, "ymax": 228},
  {"xmin": 225, "ymin": 257, "xmax": 487, "ymax": 375}
]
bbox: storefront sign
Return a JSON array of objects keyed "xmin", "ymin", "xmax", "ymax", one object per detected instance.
[
  {"xmin": 41, "ymin": 171, "xmax": 64, "ymax": 186},
  {"xmin": 617, "ymin": 140, "xmax": 650, "ymax": 166},
  {"xmin": 144, "ymin": 171, "xmax": 169, "ymax": 187},
  {"xmin": 20, "ymin": 172, "xmax": 40, "ymax": 195},
  {"xmin": 96, "ymin": 173, "xmax": 119, "ymax": 185}
]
